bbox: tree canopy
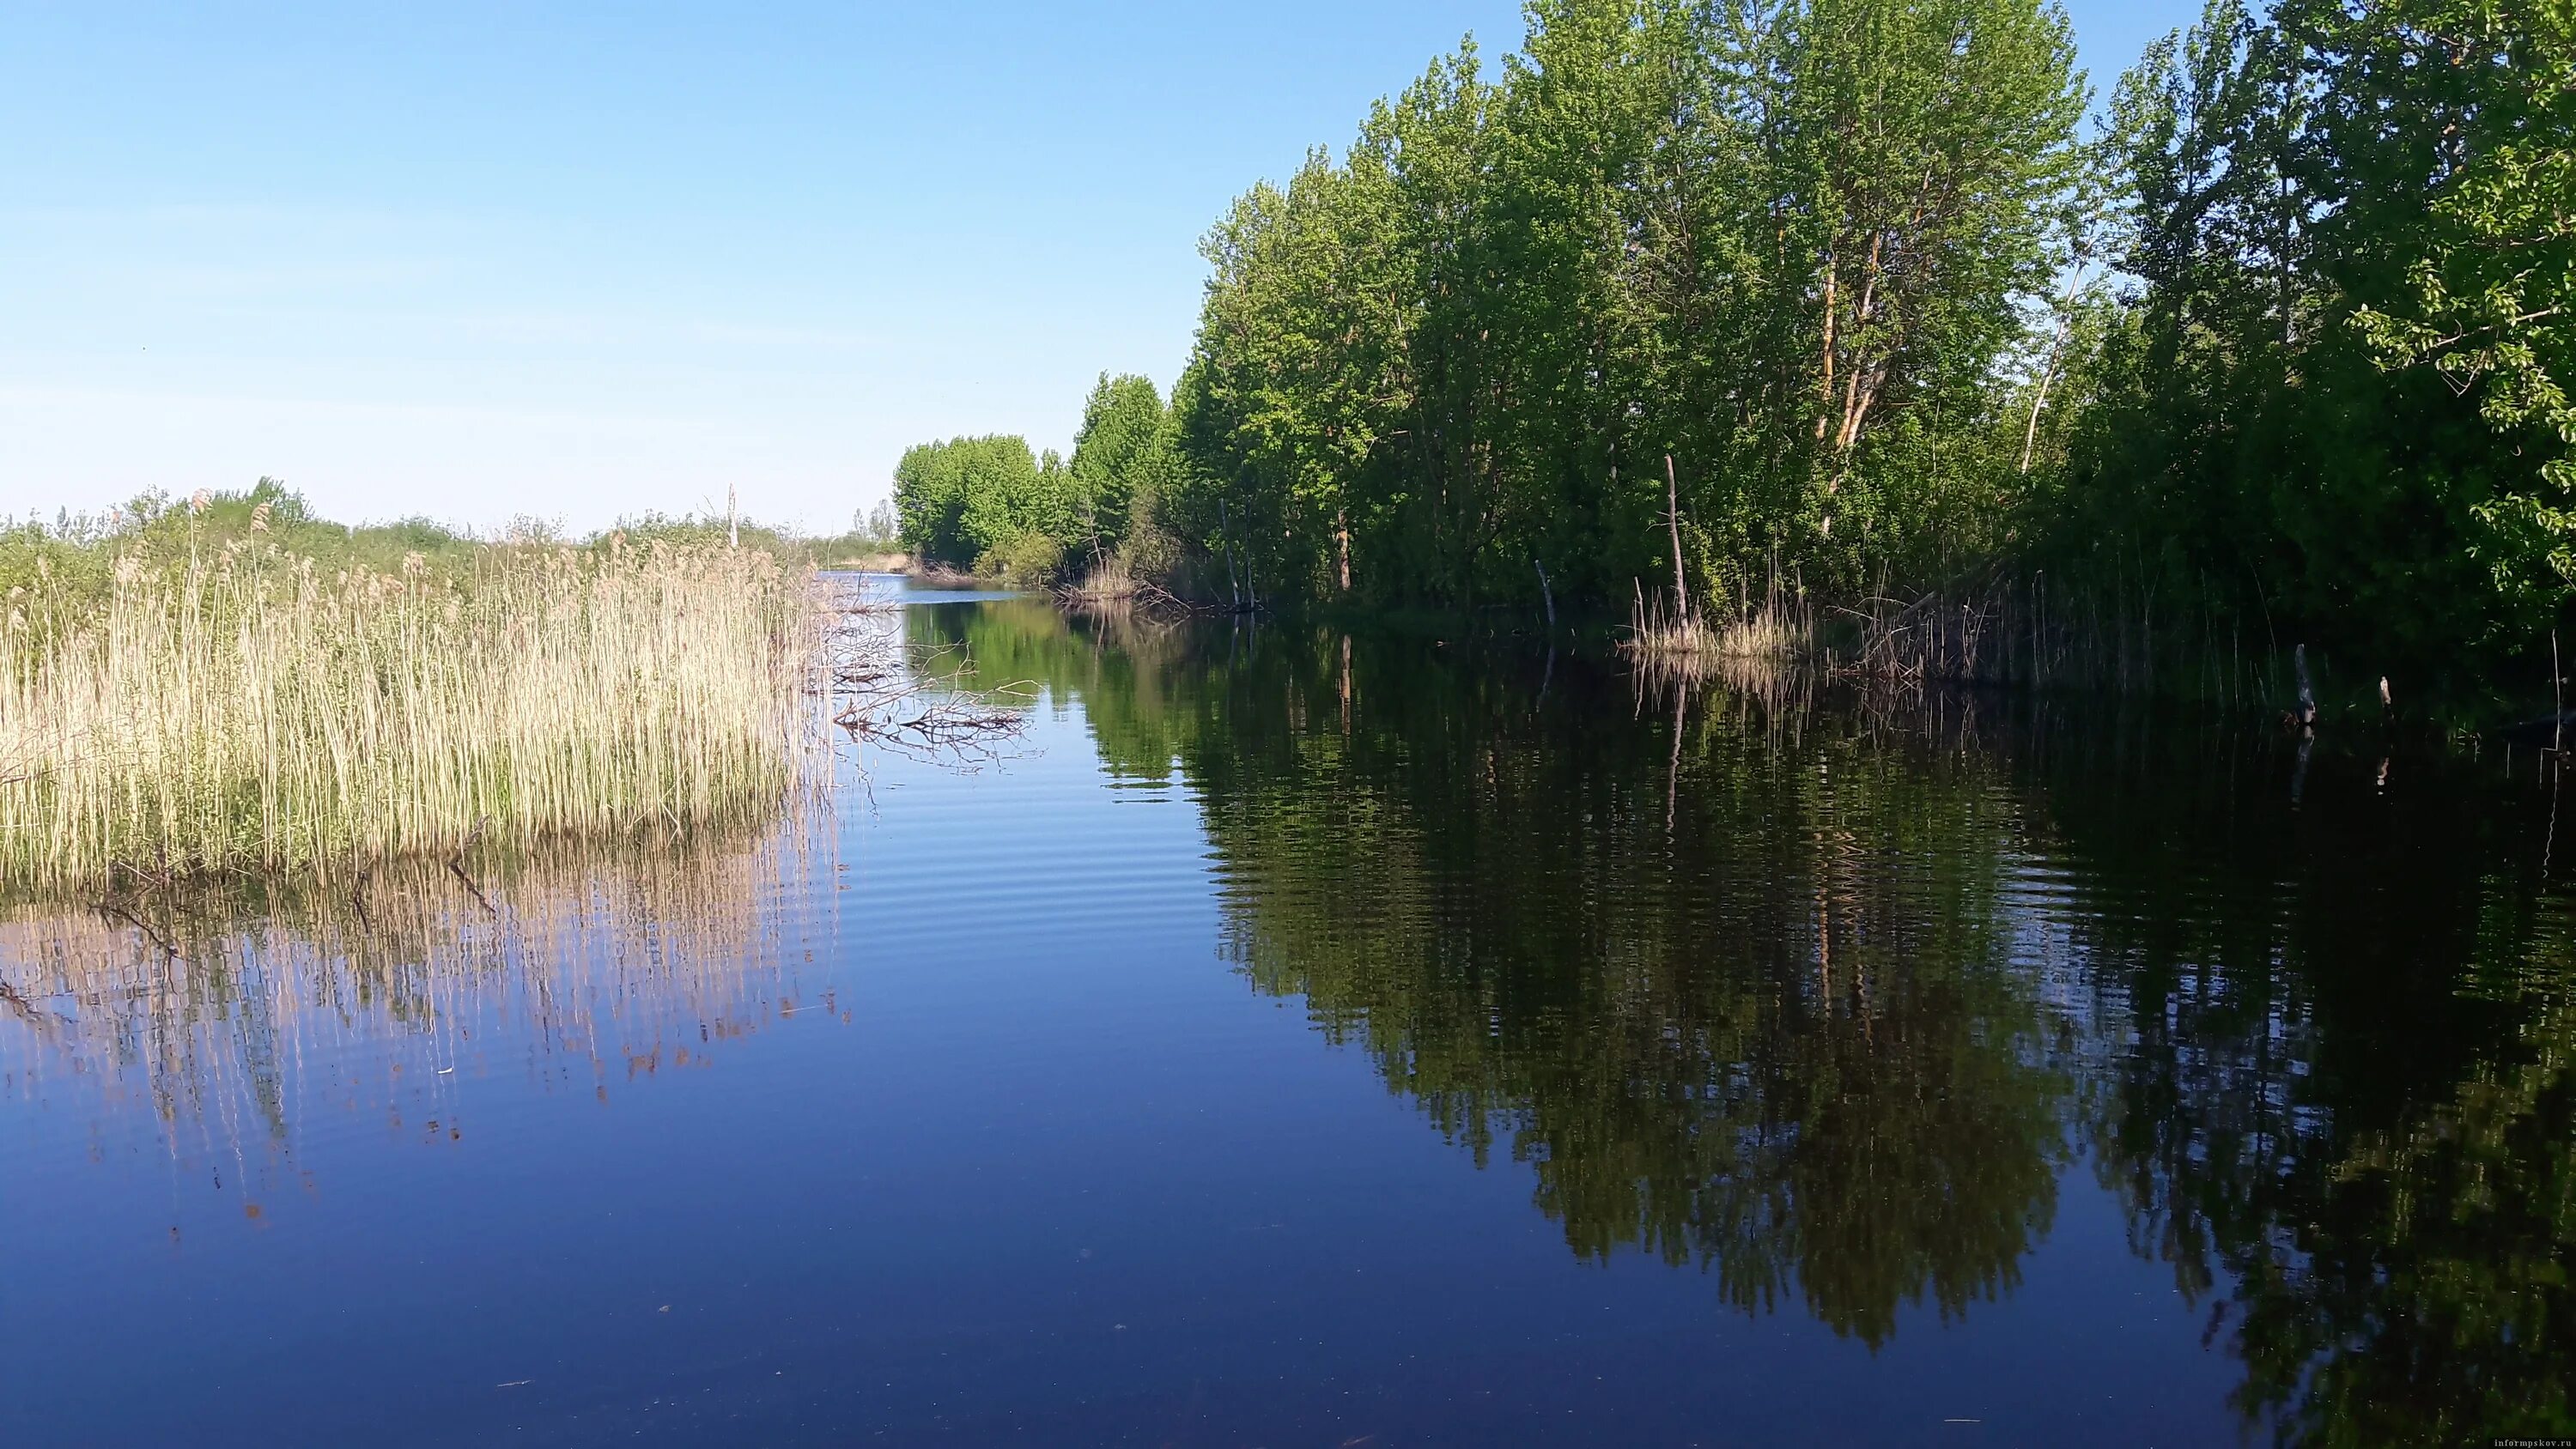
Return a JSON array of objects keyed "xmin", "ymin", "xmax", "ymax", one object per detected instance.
[{"xmin": 890, "ymin": 0, "xmax": 2576, "ymax": 698}]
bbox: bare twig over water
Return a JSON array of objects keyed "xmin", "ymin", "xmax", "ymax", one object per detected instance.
[
  {"xmin": 95, "ymin": 897, "xmax": 183, "ymax": 963},
  {"xmin": 821, "ymin": 582, "xmax": 1028, "ymax": 767}
]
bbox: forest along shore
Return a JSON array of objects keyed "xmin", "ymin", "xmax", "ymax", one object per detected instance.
[{"xmin": 884, "ymin": 0, "xmax": 2576, "ymax": 727}]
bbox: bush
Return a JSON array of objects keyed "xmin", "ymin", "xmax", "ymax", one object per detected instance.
[{"xmin": 976, "ymin": 530, "xmax": 1066, "ymax": 588}]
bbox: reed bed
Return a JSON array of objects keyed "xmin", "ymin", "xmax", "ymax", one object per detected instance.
[
  {"xmin": 1055, "ymin": 560, "xmax": 1210, "ymax": 624},
  {"xmin": 1624, "ymin": 607, "xmax": 1818, "ymax": 661},
  {"xmin": 1058, "ymin": 557, "xmax": 1142, "ymax": 603},
  {"xmin": 1828, "ymin": 570, "xmax": 2290, "ymax": 709},
  {"xmin": 0, "ymin": 538, "xmax": 828, "ymax": 892},
  {"xmin": 1621, "ymin": 562, "xmax": 2317, "ymax": 718},
  {"xmin": 1620, "ymin": 572, "xmax": 1819, "ymax": 668}
]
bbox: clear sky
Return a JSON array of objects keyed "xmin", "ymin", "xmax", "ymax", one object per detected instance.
[{"xmin": 1, "ymin": 1, "xmax": 2202, "ymax": 536}]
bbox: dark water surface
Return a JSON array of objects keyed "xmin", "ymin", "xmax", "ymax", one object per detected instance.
[{"xmin": 7, "ymin": 580, "xmax": 2573, "ymax": 1446}]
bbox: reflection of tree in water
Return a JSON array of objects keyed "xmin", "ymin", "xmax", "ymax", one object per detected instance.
[
  {"xmin": 0, "ymin": 820, "xmax": 838, "ymax": 1197},
  {"xmin": 951, "ymin": 603, "xmax": 2070, "ymax": 1346},
  {"xmin": 908, "ymin": 596, "xmax": 1201, "ymax": 781},
  {"xmin": 961, "ymin": 600, "xmax": 2576, "ymax": 1436},
  {"xmin": 1221, "ymin": 671, "xmax": 2074, "ymax": 1347},
  {"xmin": 2032, "ymin": 730, "xmax": 2576, "ymax": 1445}
]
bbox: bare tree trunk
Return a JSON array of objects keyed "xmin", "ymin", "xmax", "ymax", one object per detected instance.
[
  {"xmin": 1815, "ymin": 256, "xmax": 1838, "ymax": 440},
  {"xmin": 1218, "ymin": 494, "xmax": 1241, "ymax": 612},
  {"xmin": 1665, "ymin": 454, "xmax": 1691, "ymax": 624},
  {"xmin": 2020, "ymin": 266, "xmax": 2087, "ymax": 475},
  {"xmin": 1833, "ymin": 233, "xmax": 1886, "ymax": 453},
  {"xmin": 1835, "ymin": 363, "xmax": 1885, "ymax": 453},
  {"xmin": 1335, "ymin": 506, "xmax": 1351, "ymax": 593}
]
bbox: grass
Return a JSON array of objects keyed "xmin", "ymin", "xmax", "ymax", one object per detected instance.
[
  {"xmin": 1624, "ymin": 607, "xmax": 1817, "ymax": 661},
  {"xmin": 0, "ymin": 533, "xmax": 828, "ymax": 893}
]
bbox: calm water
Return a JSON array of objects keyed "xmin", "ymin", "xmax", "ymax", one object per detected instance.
[{"xmin": 6, "ymin": 579, "xmax": 2573, "ymax": 1446}]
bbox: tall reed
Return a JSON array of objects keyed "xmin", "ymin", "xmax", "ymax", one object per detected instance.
[{"xmin": 0, "ymin": 538, "xmax": 825, "ymax": 891}]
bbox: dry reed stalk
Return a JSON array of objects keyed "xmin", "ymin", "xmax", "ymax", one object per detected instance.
[
  {"xmin": 1619, "ymin": 569, "xmax": 1816, "ymax": 670},
  {"xmin": 0, "ymin": 539, "xmax": 829, "ymax": 892},
  {"xmin": 1057, "ymin": 557, "xmax": 1142, "ymax": 603},
  {"xmin": 1833, "ymin": 570, "xmax": 2270, "ymax": 704},
  {"xmin": 1054, "ymin": 564, "xmax": 1202, "ymax": 624}
]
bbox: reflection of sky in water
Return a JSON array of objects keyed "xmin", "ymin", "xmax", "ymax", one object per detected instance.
[
  {"xmin": 835, "ymin": 568, "xmax": 1030, "ymax": 608},
  {"xmin": 6, "ymin": 602, "xmax": 2571, "ymax": 1445}
]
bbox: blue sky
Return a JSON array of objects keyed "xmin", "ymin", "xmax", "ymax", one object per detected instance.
[{"xmin": 1, "ymin": 1, "xmax": 2202, "ymax": 535}]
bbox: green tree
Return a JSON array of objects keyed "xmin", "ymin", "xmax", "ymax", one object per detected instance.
[
  {"xmin": 1066, "ymin": 373, "xmax": 1171, "ymax": 571},
  {"xmin": 890, "ymin": 433, "xmax": 1073, "ymax": 579},
  {"xmin": 2336, "ymin": 0, "xmax": 2576, "ymax": 610},
  {"xmin": 1160, "ymin": 0, "xmax": 2088, "ymax": 615},
  {"xmin": 1764, "ymin": 0, "xmax": 2087, "ymax": 585}
]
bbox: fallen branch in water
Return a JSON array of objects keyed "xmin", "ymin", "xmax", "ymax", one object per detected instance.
[
  {"xmin": 821, "ymin": 584, "xmax": 1029, "ymax": 767},
  {"xmin": 0, "ymin": 977, "xmax": 71, "ymax": 1033},
  {"xmin": 95, "ymin": 897, "xmax": 183, "ymax": 964},
  {"xmin": 446, "ymin": 861, "xmax": 499, "ymax": 917}
]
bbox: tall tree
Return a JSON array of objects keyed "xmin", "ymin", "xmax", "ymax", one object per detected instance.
[{"xmin": 1067, "ymin": 373, "xmax": 1170, "ymax": 568}]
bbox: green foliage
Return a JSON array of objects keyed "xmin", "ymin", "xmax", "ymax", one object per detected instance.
[
  {"xmin": 1, "ymin": 481, "xmax": 884, "ymax": 634},
  {"xmin": 1066, "ymin": 373, "xmax": 1173, "ymax": 568},
  {"xmin": 2339, "ymin": 0, "xmax": 2576, "ymax": 603},
  {"xmin": 890, "ymin": 389, "xmax": 1192, "ymax": 585},
  {"xmin": 1156, "ymin": 0, "xmax": 2086, "ymax": 610},
  {"xmin": 975, "ymin": 528, "xmax": 1070, "ymax": 587},
  {"xmin": 890, "ymin": 433, "xmax": 1078, "ymax": 573},
  {"xmin": 2, "ymin": 479, "xmax": 485, "ymax": 615},
  {"xmin": 902, "ymin": 0, "xmax": 2574, "ymax": 699},
  {"xmin": 2052, "ymin": 0, "xmax": 2576, "ymax": 689}
]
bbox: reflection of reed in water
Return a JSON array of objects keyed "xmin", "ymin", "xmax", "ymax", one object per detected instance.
[{"xmin": 0, "ymin": 817, "xmax": 838, "ymax": 1194}]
